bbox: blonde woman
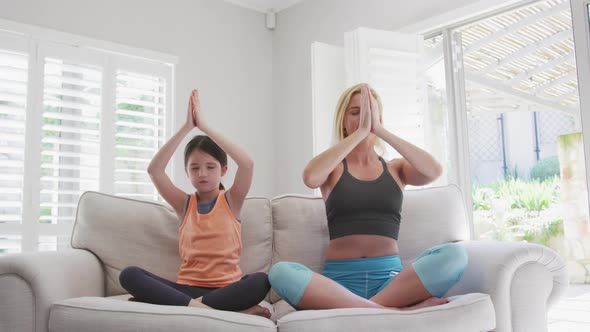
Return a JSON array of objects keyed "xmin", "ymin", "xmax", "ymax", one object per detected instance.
[{"xmin": 268, "ymin": 83, "xmax": 467, "ymax": 310}]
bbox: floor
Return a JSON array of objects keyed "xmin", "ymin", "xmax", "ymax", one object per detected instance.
[{"xmin": 548, "ymin": 284, "xmax": 590, "ymax": 332}]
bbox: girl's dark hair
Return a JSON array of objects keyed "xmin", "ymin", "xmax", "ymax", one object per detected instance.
[{"xmin": 184, "ymin": 135, "xmax": 227, "ymax": 190}]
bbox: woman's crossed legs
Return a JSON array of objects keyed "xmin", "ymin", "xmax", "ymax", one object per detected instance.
[{"xmin": 268, "ymin": 242, "xmax": 468, "ymax": 310}]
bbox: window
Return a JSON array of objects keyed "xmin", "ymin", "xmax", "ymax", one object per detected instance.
[{"xmin": 0, "ymin": 24, "xmax": 175, "ymax": 254}]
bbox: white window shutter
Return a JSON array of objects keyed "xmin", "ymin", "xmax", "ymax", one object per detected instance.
[
  {"xmin": 114, "ymin": 70, "xmax": 166, "ymax": 200},
  {"xmin": 0, "ymin": 47, "xmax": 28, "ymax": 226},
  {"xmin": 0, "ymin": 41, "xmax": 28, "ymax": 254},
  {"xmin": 40, "ymin": 57, "xmax": 103, "ymax": 225},
  {"xmin": 0, "ymin": 26, "xmax": 174, "ymax": 255},
  {"xmin": 344, "ymin": 28, "xmax": 425, "ymax": 160}
]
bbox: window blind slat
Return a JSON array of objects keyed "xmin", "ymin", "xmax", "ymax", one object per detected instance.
[
  {"xmin": 0, "ymin": 235, "xmax": 22, "ymax": 254},
  {"xmin": 114, "ymin": 70, "xmax": 165, "ymax": 199},
  {"xmin": 39, "ymin": 58, "xmax": 102, "ymax": 226}
]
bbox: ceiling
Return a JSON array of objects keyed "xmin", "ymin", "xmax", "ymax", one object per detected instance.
[{"xmin": 224, "ymin": 0, "xmax": 305, "ymax": 13}]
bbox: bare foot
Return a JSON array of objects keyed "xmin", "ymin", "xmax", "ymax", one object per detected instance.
[
  {"xmin": 402, "ymin": 297, "xmax": 449, "ymax": 311},
  {"xmin": 240, "ymin": 305, "xmax": 271, "ymax": 318},
  {"xmin": 188, "ymin": 297, "xmax": 212, "ymax": 309},
  {"xmin": 189, "ymin": 298, "xmax": 270, "ymax": 318}
]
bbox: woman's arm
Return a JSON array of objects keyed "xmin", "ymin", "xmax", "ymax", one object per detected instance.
[
  {"xmin": 302, "ymin": 85, "xmax": 373, "ymax": 189},
  {"xmin": 370, "ymin": 93, "xmax": 442, "ymax": 186},
  {"xmin": 191, "ymin": 90, "xmax": 254, "ymax": 217},
  {"xmin": 147, "ymin": 93, "xmax": 196, "ymax": 216}
]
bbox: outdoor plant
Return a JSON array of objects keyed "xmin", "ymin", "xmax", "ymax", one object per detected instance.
[
  {"xmin": 473, "ymin": 175, "xmax": 561, "ymax": 249},
  {"xmin": 530, "ymin": 156, "xmax": 560, "ymax": 181}
]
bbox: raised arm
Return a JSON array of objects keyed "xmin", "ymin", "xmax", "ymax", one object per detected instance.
[
  {"xmin": 369, "ymin": 92, "xmax": 442, "ymax": 186},
  {"xmin": 303, "ymin": 85, "xmax": 372, "ymax": 189},
  {"xmin": 147, "ymin": 93, "xmax": 196, "ymax": 217},
  {"xmin": 191, "ymin": 90, "xmax": 254, "ymax": 217}
]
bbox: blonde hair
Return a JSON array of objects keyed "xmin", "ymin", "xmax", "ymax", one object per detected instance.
[{"xmin": 333, "ymin": 83, "xmax": 383, "ymax": 150}]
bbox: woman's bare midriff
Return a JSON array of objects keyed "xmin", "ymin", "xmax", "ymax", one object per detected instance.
[{"xmin": 324, "ymin": 234, "xmax": 400, "ymax": 260}]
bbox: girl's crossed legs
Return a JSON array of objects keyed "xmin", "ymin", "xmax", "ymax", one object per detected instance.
[{"xmin": 119, "ymin": 266, "xmax": 271, "ymax": 317}]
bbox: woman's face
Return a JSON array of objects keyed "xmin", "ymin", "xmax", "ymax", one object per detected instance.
[{"xmin": 343, "ymin": 92, "xmax": 362, "ymax": 137}]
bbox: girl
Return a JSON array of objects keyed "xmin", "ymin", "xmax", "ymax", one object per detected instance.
[
  {"xmin": 120, "ymin": 89, "xmax": 271, "ymax": 317},
  {"xmin": 268, "ymin": 84, "xmax": 467, "ymax": 311}
]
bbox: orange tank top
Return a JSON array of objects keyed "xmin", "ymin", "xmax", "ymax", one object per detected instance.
[{"xmin": 176, "ymin": 191, "xmax": 242, "ymax": 287}]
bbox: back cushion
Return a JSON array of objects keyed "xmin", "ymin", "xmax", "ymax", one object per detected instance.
[
  {"xmin": 270, "ymin": 194, "xmax": 329, "ymax": 302},
  {"xmin": 239, "ymin": 197, "xmax": 274, "ymax": 274},
  {"xmin": 397, "ymin": 185, "xmax": 471, "ymax": 263},
  {"xmin": 72, "ymin": 192, "xmax": 273, "ymax": 296}
]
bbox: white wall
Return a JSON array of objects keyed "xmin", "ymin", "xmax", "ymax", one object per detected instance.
[
  {"xmin": 272, "ymin": 0, "xmax": 509, "ymax": 195},
  {"xmin": 0, "ymin": 0, "xmax": 275, "ymax": 196},
  {"xmin": 504, "ymin": 112, "xmax": 536, "ymax": 179}
]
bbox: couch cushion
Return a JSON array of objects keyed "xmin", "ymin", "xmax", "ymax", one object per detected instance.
[
  {"xmin": 397, "ymin": 185, "xmax": 471, "ymax": 263},
  {"xmin": 240, "ymin": 197, "xmax": 274, "ymax": 276},
  {"xmin": 275, "ymin": 293, "xmax": 495, "ymax": 332},
  {"xmin": 270, "ymin": 195, "xmax": 329, "ymax": 303},
  {"xmin": 72, "ymin": 192, "xmax": 273, "ymax": 297},
  {"xmin": 49, "ymin": 296, "xmax": 276, "ymax": 332},
  {"xmin": 0, "ymin": 274, "xmax": 34, "ymax": 332},
  {"xmin": 271, "ymin": 300, "xmax": 296, "ymax": 322}
]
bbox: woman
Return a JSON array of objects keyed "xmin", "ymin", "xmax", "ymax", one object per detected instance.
[{"xmin": 268, "ymin": 83, "xmax": 467, "ymax": 311}]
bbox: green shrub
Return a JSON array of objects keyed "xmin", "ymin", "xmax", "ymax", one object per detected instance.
[
  {"xmin": 472, "ymin": 187, "xmax": 493, "ymax": 210},
  {"xmin": 511, "ymin": 179, "xmax": 557, "ymax": 213},
  {"xmin": 472, "ymin": 176, "xmax": 563, "ymax": 248},
  {"xmin": 530, "ymin": 156, "xmax": 560, "ymax": 181},
  {"xmin": 522, "ymin": 219, "xmax": 564, "ymax": 247}
]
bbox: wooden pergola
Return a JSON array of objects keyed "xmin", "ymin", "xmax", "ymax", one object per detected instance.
[{"xmin": 426, "ymin": 0, "xmax": 579, "ymax": 117}]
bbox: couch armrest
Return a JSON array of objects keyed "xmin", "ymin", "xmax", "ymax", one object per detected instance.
[
  {"xmin": 447, "ymin": 240, "xmax": 568, "ymax": 332},
  {"xmin": 0, "ymin": 249, "xmax": 104, "ymax": 332}
]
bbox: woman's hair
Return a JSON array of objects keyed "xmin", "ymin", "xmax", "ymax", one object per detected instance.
[
  {"xmin": 333, "ymin": 83, "xmax": 383, "ymax": 146},
  {"xmin": 184, "ymin": 135, "xmax": 227, "ymax": 190}
]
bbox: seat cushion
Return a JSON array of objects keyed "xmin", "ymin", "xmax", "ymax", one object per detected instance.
[
  {"xmin": 275, "ymin": 293, "xmax": 495, "ymax": 332},
  {"xmin": 49, "ymin": 296, "xmax": 276, "ymax": 332},
  {"xmin": 270, "ymin": 299, "xmax": 296, "ymax": 322}
]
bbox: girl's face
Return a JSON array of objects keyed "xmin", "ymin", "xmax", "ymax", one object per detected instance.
[
  {"xmin": 185, "ymin": 150, "xmax": 227, "ymax": 193},
  {"xmin": 343, "ymin": 92, "xmax": 362, "ymax": 137}
]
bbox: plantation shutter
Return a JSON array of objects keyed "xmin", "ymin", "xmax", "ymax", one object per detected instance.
[
  {"xmin": 113, "ymin": 61, "xmax": 168, "ymax": 200},
  {"xmin": 0, "ymin": 35, "xmax": 29, "ymax": 253},
  {"xmin": 39, "ymin": 56, "xmax": 103, "ymax": 226},
  {"xmin": 344, "ymin": 27, "xmax": 425, "ymax": 159}
]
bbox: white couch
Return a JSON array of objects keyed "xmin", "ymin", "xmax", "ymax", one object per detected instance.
[{"xmin": 0, "ymin": 185, "xmax": 568, "ymax": 331}]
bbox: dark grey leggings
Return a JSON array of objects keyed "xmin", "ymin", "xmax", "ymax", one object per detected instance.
[{"xmin": 119, "ymin": 266, "xmax": 270, "ymax": 311}]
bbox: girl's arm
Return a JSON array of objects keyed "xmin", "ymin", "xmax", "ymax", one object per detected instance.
[
  {"xmin": 302, "ymin": 85, "xmax": 372, "ymax": 189},
  {"xmin": 191, "ymin": 90, "xmax": 254, "ymax": 217},
  {"xmin": 369, "ymin": 92, "xmax": 442, "ymax": 186},
  {"xmin": 147, "ymin": 93, "xmax": 196, "ymax": 217}
]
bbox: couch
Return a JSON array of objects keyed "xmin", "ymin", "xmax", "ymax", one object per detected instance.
[{"xmin": 0, "ymin": 185, "xmax": 568, "ymax": 331}]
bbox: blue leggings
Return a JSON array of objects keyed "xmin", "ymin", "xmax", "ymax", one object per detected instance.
[{"xmin": 268, "ymin": 242, "xmax": 468, "ymax": 307}]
